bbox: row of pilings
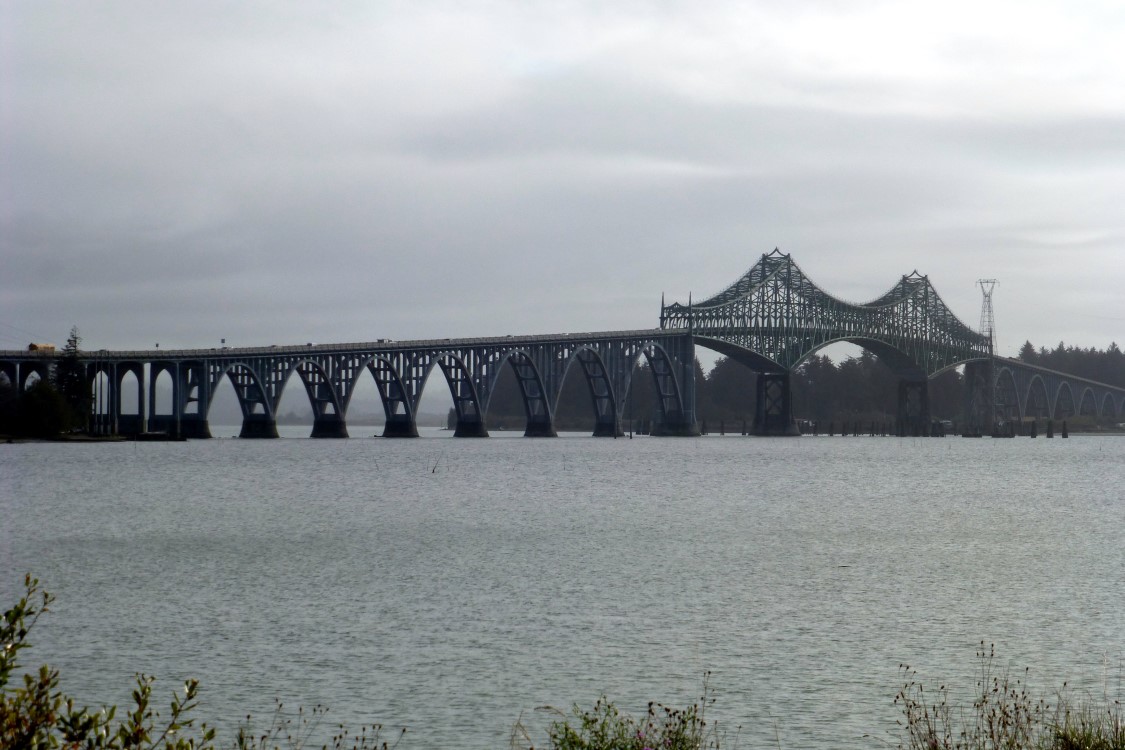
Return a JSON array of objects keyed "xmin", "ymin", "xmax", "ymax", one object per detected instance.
[{"xmin": 697, "ymin": 419, "xmax": 1072, "ymax": 438}]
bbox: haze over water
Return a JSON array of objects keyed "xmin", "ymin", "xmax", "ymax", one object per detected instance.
[{"xmin": 2, "ymin": 432, "xmax": 1122, "ymax": 749}]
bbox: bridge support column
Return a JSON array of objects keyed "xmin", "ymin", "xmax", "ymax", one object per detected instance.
[
  {"xmin": 454, "ymin": 415, "xmax": 489, "ymax": 437},
  {"xmin": 592, "ymin": 417, "xmax": 621, "ymax": 437},
  {"xmin": 180, "ymin": 416, "xmax": 212, "ymax": 439},
  {"xmin": 651, "ymin": 410, "xmax": 700, "ymax": 437},
  {"xmin": 897, "ymin": 379, "xmax": 930, "ymax": 436},
  {"xmin": 311, "ymin": 414, "xmax": 349, "ymax": 438},
  {"xmin": 117, "ymin": 415, "xmax": 145, "ymax": 436},
  {"xmin": 146, "ymin": 414, "xmax": 210, "ymax": 438},
  {"xmin": 146, "ymin": 414, "xmax": 209, "ymax": 439},
  {"xmin": 751, "ymin": 371, "xmax": 799, "ymax": 436},
  {"xmin": 963, "ymin": 360, "xmax": 993, "ymax": 435},
  {"xmin": 524, "ymin": 414, "xmax": 557, "ymax": 437},
  {"xmin": 239, "ymin": 413, "xmax": 278, "ymax": 438},
  {"xmin": 381, "ymin": 414, "xmax": 419, "ymax": 437}
]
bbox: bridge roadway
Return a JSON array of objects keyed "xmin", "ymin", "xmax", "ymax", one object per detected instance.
[{"xmin": 1, "ymin": 329, "xmax": 700, "ymax": 439}]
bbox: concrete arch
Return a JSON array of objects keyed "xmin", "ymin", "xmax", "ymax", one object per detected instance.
[
  {"xmin": 1078, "ymin": 388, "xmax": 1098, "ymax": 418},
  {"xmin": 116, "ymin": 364, "xmax": 143, "ymax": 415},
  {"xmin": 19, "ymin": 362, "xmax": 50, "ymax": 391},
  {"xmin": 707, "ymin": 334, "xmax": 941, "ymax": 382},
  {"xmin": 492, "ymin": 349, "xmax": 554, "ymax": 437},
  {"xmin": 1025, "ymin": 375, "xmax": 1049, "ymax": 420},
  {"xmin": 283, "ymin": 358, "xmax": 348, "ymax": 437},
  {"xmin": 206, "ymin": 363, "xmax": 271, "ymax": 415},
  {"xmin": 560, "ymin": 346, "xmax": 619, "ymax": 437},
  {"xmin": 151, "ymin": 365, "xmax": 176, "ymax": 415},
  {"xmin": 694, "ymin": 335, "xmax": 785, "ymax": 374},
  {"xmin": 429, "ymin": 351, "xmax": 488, "ymax": 437},
  {"xmin": 994, "ymin": 366, "xmax": 1021, "ymax": 422},
  {"xmin": 1054, "ymin": 382, "xmax": 1075, "ymax": 419},
  {"xmin": 206, "ymin": 362, "xmax": 276, "ymax": 438},
  {"xmin": 368, "ymin": 354, "xmax": 418, "ymax": 437},
  {"xmin": 626, "ymin": 340, "xmax": 691, "ymax": 436},
  {"xmin": 1100, "ymin": 392, "xmax": 1117, "ymax": 419}
]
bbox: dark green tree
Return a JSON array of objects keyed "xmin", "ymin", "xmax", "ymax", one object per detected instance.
[
  {"xmin": 53, "ymin": 326, "xmax": 88, "ymax": 429},
  {"xmin": 15, "ymin": 380, "xmax": 74, "ymax": 437}
]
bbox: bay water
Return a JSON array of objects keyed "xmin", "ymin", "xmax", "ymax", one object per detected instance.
[{"xmin": 2, "ymin": 431, "xmax": 1122, "ymax": 748}]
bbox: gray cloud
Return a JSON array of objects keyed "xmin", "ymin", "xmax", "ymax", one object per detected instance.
[{"xmin": 2, "ymin": 1, "xmax": 1123, "ymax": 357}]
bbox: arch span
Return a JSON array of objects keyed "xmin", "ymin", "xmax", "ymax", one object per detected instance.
[
  {"xmin": 1025, "ymin": 376, "xmax": 1050, "ymax": 420},
  {"xmin": 1054, "ymin": 382, "xmax": 1075, "ymax": 420}
]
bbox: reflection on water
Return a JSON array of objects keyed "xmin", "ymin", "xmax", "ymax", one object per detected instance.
[{"xmin": 2, "ymin": 435, "xmax": 1122, "ymax": 749}]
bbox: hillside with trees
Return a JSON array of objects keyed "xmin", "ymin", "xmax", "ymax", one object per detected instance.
[{"xmin": 1016, "ymin": 340, "xmax": 1125, "ymax": 387}]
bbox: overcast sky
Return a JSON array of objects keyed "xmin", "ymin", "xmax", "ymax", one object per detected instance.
[{"xmin": 3, "ymin": 1, "xmax": 1124, "ymax": 360}]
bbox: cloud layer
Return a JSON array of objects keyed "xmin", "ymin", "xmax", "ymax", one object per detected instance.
[{"xmin": 3, "ymin": 1, "xmax": 1124, "ymax": 356}]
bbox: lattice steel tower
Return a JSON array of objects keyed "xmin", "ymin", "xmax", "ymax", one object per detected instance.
[
  {"xmin": 971, "ymin": 278, "xmax": 999, "ymax": 432},
  {"xmin": 978, "ymin": 279, "xmax": 997, "ymax": 356}
]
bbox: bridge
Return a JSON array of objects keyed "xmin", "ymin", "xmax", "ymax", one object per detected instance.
[
  {"xmin": 3, "ymin": 249, "xmax": 1123, "ymax": 438},
  {"xmin": 2, "ymin": 331, "xmax": 698, "ymax": 439},
  {"xmin": 662, "ymin": 250, "xmax": 1125, "ymax": 434}
]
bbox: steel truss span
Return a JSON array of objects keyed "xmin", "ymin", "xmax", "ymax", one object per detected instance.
[
  {"xmin": 0, "ymin": 331, "xmax": 699, "ymax": 439},
  {"xmin": 659, "ymin": 248, "xmax": 1125, "ymax": 434},
  {"xmin": 660, "ymin": 248, "xmax": 991, "ymax": 377}
]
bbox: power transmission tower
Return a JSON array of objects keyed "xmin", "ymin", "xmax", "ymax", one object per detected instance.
[
  {"xmin": 969, "ymin": 279, "xmax": 999, "ymax": 434},
  {"xmin": 978, "ymin": 279, "xmax": 998, "ymax": 356}
]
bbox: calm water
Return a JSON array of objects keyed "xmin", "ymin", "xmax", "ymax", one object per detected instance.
[{"xmin": 2, "ymin": 431, "xmax": 1123, "ymax": 749}]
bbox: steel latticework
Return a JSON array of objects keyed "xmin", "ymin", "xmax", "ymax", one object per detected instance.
[
  {"xmin": 977, "ymin": 279, "xmax": 998, "ymax": 356},
  {"xmin": 660, "ymin": 249, "xmax": 992, "ymax": 378}
]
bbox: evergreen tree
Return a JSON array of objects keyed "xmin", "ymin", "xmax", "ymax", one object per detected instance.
[{"xmin": 53, "ymin": 325, "xmax": 88, "ymax": 430}]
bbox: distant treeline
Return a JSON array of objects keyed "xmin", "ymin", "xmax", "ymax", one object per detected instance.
[{"xmin": 1016, "ymin": 340, "xmax": 1125, "ymax": 387}]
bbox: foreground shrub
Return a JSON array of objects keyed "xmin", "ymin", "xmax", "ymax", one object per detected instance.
[
  {"xmin": 1, "ymin": 575, "xmax": 400, "ymax": 750},
  {"xmin": 510, "ymin": 676, "xmax": 732, "ymax": 750},
  {"xmin": 895, "ymin": 641, "xmax": 1124, "ymax": 750}
]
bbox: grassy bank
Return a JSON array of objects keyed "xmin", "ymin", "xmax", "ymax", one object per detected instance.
[{"xmin": 4, "ymin": 577, "xmax": 1121, "ymax": 749}]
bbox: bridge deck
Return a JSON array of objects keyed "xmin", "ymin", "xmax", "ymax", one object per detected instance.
[{"xmin": 0, "ymin": 328, "xmax": 676, "ymax": 360}]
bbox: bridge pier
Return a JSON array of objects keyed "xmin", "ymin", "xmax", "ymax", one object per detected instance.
[
  {"xmin": 523, "ymin": 414, "xmax": 557, "ymax": 437},
  {"xmin": 962, "ymin": 360, "xmax": 993, "ymax": 435},
  {"xmin": 751, "ymin": 371, "xmax": 800, "ymax": 436},
  {"xmin": 239, "ymin": 414, "xmax": 278, "ymax": 438},
  {"xmin": 180, "ymin": 416, "xmax": 212, "ymax": 439},
  {"xmin": 897, "ymin": 379, "xmax": 931, "ymax": 436},
  {"xmin": 592, "ymin": 418, "xmax": 622, "ymax": 437},
  {"xmin": 117, "ymin": 414, "xmax": 145, "ymax": 436},
  {"xmin": 381, "ymin": 414, "xmax": 419, "ymax": 437},
  {"xmin": 311, "ymin": 414, "xmax": 349, "ymax": 438},
  {"xmin": 454, "ymin": 416, "xmax": 489, "ymax": 437},
  {"xmin": 148, "ymin": 414, "xmax": 211, "ymax": 438},
  {"xmin": 651, "ymin": 410, "xmax": 700, "ymax": 437}
]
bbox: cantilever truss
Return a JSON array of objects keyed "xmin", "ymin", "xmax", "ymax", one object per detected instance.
[{"xmin": 660, "ymin": 249, "xmax": 991, "ymax": 378}]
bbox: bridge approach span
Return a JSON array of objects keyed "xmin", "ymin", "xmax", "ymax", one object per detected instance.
[
  {"xmin": 0, "ymin": 330, "xmax": 699, "ymax": 438},
  {"xmin": 982, "ymin": 357, "xmax": 1125, "ymax": 425}
]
